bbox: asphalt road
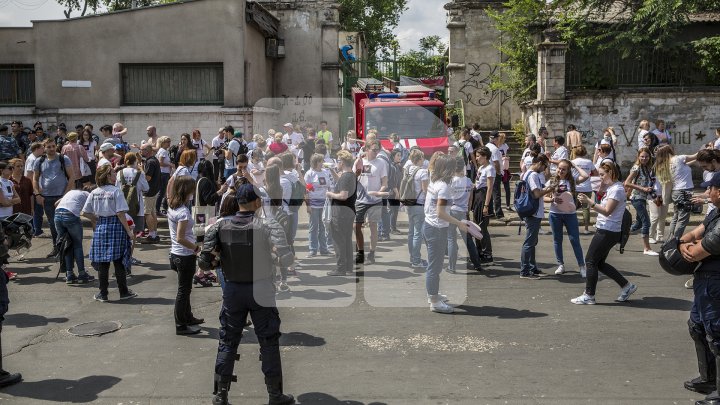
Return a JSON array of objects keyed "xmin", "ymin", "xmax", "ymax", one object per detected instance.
[{"xmin": 0, "ymin": 212, "xmax": 704, "ymax": 404}]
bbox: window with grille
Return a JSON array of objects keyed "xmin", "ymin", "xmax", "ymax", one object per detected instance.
[
  {"xmin": 121, "ymin": 63, "xmax": 224, "ymax": 105},
  {"xmin": 0, "ymin": 65, "xmax": 35, "ymax": 106}
]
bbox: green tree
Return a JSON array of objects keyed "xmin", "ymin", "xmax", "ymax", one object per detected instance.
[
  {"xmin": 397, "ymin": 36, "xmax": 447, "ymax": 78},
  {"xmin": 339, "ymin": 0, "xmax": 408, "ymax": 57}
]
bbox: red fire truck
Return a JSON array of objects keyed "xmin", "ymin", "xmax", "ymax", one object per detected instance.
[{"xmin": 351, "ymin": 78, "xmax": 449, "ymax": 155}]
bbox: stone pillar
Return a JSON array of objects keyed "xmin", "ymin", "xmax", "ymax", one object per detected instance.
[{"xmin": 526, "ymin": 38, "xmax": 568, "ymax": 137}]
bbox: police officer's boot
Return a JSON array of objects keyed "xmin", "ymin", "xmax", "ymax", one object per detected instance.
[
  {"xmin": 212, "ymin": 374, "xmax": 232, "ymax": 405},
  {"xmin": 0, "ymin": 332, "xmax": 21, "ymax": 389},
  {"xmin": 696, "ymin": 341, "xmax": 720, "ymax": 405},
  {"xmin": 265, "ymin": 376, "xmax": 294, "ymax": 405},
  {"xmin": 687, "ymin": 321, "xmax": 717, "ymax": 394}
]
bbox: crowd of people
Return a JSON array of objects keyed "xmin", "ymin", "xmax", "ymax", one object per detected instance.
[{"xmin": 2, "ymin": 117, "xmax": 720, "ymax": 403}]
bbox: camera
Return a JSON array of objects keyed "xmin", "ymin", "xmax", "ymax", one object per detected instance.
[
  {"xmin": 676, "ymin": 191, "xmax": 703, "ymax": 214},
  {"xmin": 214, "ymin": 142, "xmax": 228, "ymax": 159}
]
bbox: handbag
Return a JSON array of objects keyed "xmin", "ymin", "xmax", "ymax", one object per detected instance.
[
  {"xmin": 192, "ymin": 177, "xmax": 216, "ymax": 237},
  {"xmin": 80, "ymin": 159, "xmax": 92, "ymax": 177},
  {"xmin": 321, "ymin": 197, "xmax": 332, "ymax": 224}
]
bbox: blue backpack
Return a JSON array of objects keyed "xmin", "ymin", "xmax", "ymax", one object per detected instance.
[{"xmin": 513, "ymin": 172, "xmax": 540, "ymax": 220}]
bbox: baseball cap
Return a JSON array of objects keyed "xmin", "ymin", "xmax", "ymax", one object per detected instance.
[
  {"xmin": 283, "ymin": 122, "xmax": 293, "ymax": 128},
  {"xmin": 236, "ymin": 183, "xmax": 260, "ymax": 205},
  {"xmin": 489, "ymin": 131, "xmax": 500, "ymax": 139},
  {"xmin": 701, "ymin": 171, "xmax": 720, "ymax": 188},
  {"xmin": 58, "ymin": 123, "xmax": 67, "ymax": 131},
  {"xmin": 99, "ymin": 142, "xmax": 115, "ymax": 152},
  {"xmin": 115, "ymin": 143, "xmax": 127, "ymax": 151}
]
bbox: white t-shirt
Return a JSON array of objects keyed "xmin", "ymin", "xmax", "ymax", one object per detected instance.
[
  {"xmin": 522, "ymin": 153, "xmax": 534, "ymax": 174},
  {"xmin": 304, "ymin": 168, "xmax": 334, "ymax": 207},
  {"xmin": 57, "ymin": 190, "xmax": 90, "ymax": 217},
  {"xmin": 115, "ymin": 167, "xmax": 150, "ymax": 216},
  {"xmin": 192, "ymin": 139, "xmax": 207, "ymax": 161},
  {"xmin": 173, "ymin": 165, "xmax": 192, "ymax": 179},
  {"xmin": 485, "ymin": 142, "xmax": 502, "ymax": 168},
  {"xmin": 357, "ymin": 157, "xmax": 388, "ymax": 204},
  {"xmin": 83, "ymin": 141, "xmax": 97, "ymax": 162},
  {"xmin": 637, "ymin": 129, "xmax": 649, "ymax": 150},
  {"xmin": 168, "ymin": 205, "xmax": 196, "ymax": 256},
  {"xmin": 671, "ymin": 155, "xmax": 694, "ymax": 190},
  {"xmin": 0, "ymin": 178, "xmax": 13, "ymax": 219},
  {"xmin": 499, "ymin": 143, "xmax": 510, "ymax": 171},
  {"xmin": 424, "ymin": 180, "xmax": 452, "ymax": 228},
  {"xmin": 343, "ymin": 141, "xmax": 361, "ymax": 158},
  {"xmin": 406, "ymin": 166, "xmax": 429, "ymax": 205},
  {"xmin": 283, "ymin": 132, "xmax": 304, "ymax": 149},
  {"xmin": 595, "ymin": 182, "xmax": 626, "ymax": 232},
  {"xmin": 24, "ymin": 153, "xmax": 38, "ymax": 177},
  {"xmin": 403, "ymin": 159, "xmax": 429, "ymax": 170},
  {"xmin": 82, "ymin": 185, "xmax": 130, "ymax": 217},
  {"xmin": 550, "ymin": 145, "xmax": 569, "ymax": 174},
  {"xmin": 156, "ymin": 148, "xmax": 171, "ymax": 174},
  {"xmin": 475, "ymin": 164, "xmax": 496, "ymax": 189},
  {"xmin": 225, "ymin": 139, "xmax": 243, "ymax": 170},
  {"xmin": 572, "ymin": 158, "xmax": 596, "ymax": 193},
  {"xmin": 280, "ymin": 170, "xmax": 300, "ymax": 213},
  {"xmin": 97, "ymin": 157, "xmax": 112, "ymax": 168},
  {"xmin": 546, "ymin": 178, "xmax": 576, "ymax": 214},
  {"xmin": 450, "ymin": 175, "xmax": 473, "ymax": 212},
  {"xmin": 525, "ymin": 171, "xmax": 545, "ymax": 219},
  {"xmin": 211, "ymin": 135, "xmax": 225, "ymax": 161},
  {"xmin": 714, "ymin": 138, "xmax": 720, "ymax": 150}
]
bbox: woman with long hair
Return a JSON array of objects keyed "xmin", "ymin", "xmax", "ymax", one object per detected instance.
[
  {"xmin": 9, "ymin": 158, "xmax": 32, "ymax": 216},
  {"xmin": 80, "ymin": 129, "xmax": 97, "ymax": 184},
  {"xmin": 304, "ymin": 153, "xmax": 333, "ymax": 257},
  {"xmin": 448, "ymin": 156, "xmax": 482, "ymax": 273},
  {"xmin": 655, "ymin": 145, "xmax": 699, "ymax": 241},
  {"xmin": 194, "ymin": 160, "xmax": 219, "ymax": 286},
  {"xmin": 168, "ymin": 175, "xmax": 203, "ymax": 335},
  {"xmin": 472, "ymin": 147, "xmax": 494, "ymax": 264},
  {"xmin": 624, "ymin": 147, "xmax": 659, "ymax": 255},
  {"xmin": 262, "ymin": 161, "xmax": 291, "ymax": 291},
  {"xmin": 405, "ymin": 148, "xmax": 429, "ymax": 268},
  {"xmin": 571, "ymin": 145, "xmax": 597, "ymax": 234},
  {"xmin": 497, "ymin": 133, "xmax": 512, "ymax": 211},
  {"xmin": 326, "ymin": 150, "xmax": 358, "ymax": 276},
  {"xmin": 544, "ymin": 159, "xmax": 589, "ymax": 275},
  {"xmin": 423, "ymin": 153, "xmax": 469, "ymax": 314},
  {"xmin": 574, "ymin": 162, "xmax": 637, "ymax": 304},
  {"xmin": 166, "ymin": 149, "xmax": 197, "ymax": 203},
  {"xmin": 82, "ymin": 164, "xmax": 137, "ymax": 302},
  {"xmin": 211, "ymin": 191, "xmax": 239, "ymax": 290}
]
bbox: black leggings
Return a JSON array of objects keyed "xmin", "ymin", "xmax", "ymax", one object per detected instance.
[
  {"xmin": 584, "ymin": 229, "xmax": 629, "ymax": 296},
  {"xmin": 97, "ymin": 259, "xmax": 129, "ymax": 297},
  {"xmin": 472, "ymin": 187, "xmax": 492, "ymax": 256},
  {"xmin": 170, "ymin": 254, "xmax": 196, "ymax": 326}
]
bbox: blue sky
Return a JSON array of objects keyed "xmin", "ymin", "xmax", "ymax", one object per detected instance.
[{"xmin": 0, "ymin": 0, "xmax": 449, "ymax": 52}]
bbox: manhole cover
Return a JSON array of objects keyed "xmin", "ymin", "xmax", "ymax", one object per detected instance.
[{"xmin": 68, "ymin": 321, "xmax": 122, "ymax": 337}]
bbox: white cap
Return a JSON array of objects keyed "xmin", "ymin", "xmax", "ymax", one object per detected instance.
[
  {"xmin": 283, "ymin": 122, "xmax": 293, "ymax": 128},
  {"xmin": 99, "ymin": 142, "xmax": 115, "ymax": 152}
]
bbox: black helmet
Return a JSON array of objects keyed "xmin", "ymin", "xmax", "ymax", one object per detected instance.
[{"xmin": 659, "ymin": 238, "xmax": 700, "ymax": 275}]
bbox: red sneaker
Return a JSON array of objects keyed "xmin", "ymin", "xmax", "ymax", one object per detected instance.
[{"xmin": 5, "ymin": 271, "xmax": 17, "ymax": 280}]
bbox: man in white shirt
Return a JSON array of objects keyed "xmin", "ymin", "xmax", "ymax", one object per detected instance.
[
  {"xmin": 548, "ymin": 136, "xmax": 569, "ymax": 175},
  {"xmin": 354, "ymin": 140, "xmax": 388, "ymax": 265},
  {"xmin": 25, "ymin": 142, "xmax": 46, "ymax": 237},
  {"xmin": 211, "ymin": 128, "xmax": 226, "ymax": 183},
  {"xmin": 485, "ymin": 131, "xmax": 504, "ymax": 218}
]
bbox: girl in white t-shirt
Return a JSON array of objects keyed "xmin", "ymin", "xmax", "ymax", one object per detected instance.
[
  {"xmin": 0, "ymin": 163, "xmax": 19, "ymax": 219},
  {"xmin": 167, "ymin": 175, "xmax": 203, "ymax": 335},
  {"xmin": 575, "ymin": 161, "xmax": 637, "ymax": 305},
  {"xmin": 571, "ymin": 145, "xmax": 598, "ymax": 234},
  {"xmin": 544, "ymin": 159, "xmax": 588, "ymax": 276},
  {"xmin": 498, "ymin": 133, "xmax": 512, "ymax": 211},
  {"xmin": 423, "ymin": 154, "xmax": 469, "ymax": 314},
  {"xmin": 655, "ymin": 145, "xmax": 698, "ymax": 241},
  {"xmin": 472, "ymin": 147, "xmax": 495, "ymax": 263},
  {"xmin": 406, "ymin": 149, "xmax": 429, "ymax": 268},
  {"xmin": 447, "ymin": 157, "xmax": 482, "ymax": 273},
  {"xmin": 304, "ymin": 154, "xmax": 334, "ymax": 257}
]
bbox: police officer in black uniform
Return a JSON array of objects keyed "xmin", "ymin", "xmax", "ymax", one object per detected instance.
[
  {"xmin": 199, "ymin": 182, "xmax": 295, "ymax": 405},
  {"xmin": 681, "ymin": 172, "xmax": 720, "ymax": 405},
  {"xmin": 0, "ymin": 225, "xmax": 22, "ymax": 388}
]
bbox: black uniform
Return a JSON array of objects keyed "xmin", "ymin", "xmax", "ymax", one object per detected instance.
[
  {"xmin": 688, "ymin": 210, "xmax": 720, "ymax": 404},
  {"xmin": 199, "ymin": 208, "xmax": 295, "ymax": 405}
]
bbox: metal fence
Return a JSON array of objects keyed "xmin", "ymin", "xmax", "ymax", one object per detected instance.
[
  {"xmin": 121, "ymin": 63, "xmax": 223, "ymax": 106},
  {"xmin": 566, "ymin": 47, "xmax": 714, "ymax": 89},
  {"xmin": 0, "ymin": 65, "xmax": 35, "ymax": 106},
  {"xmin": 340, "ymin": 59, "xmax": 440, "ymax": 98}
]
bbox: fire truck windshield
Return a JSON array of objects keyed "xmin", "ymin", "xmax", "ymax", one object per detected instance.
[{"xmin": 364, "ymin": 106, "xmax": 444, "ymax": 139}]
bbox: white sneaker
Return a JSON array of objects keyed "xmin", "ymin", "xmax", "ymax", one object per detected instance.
[
  {"xmin": 616, "ymin": 283, "xmax": 637, "ymax": 302},
  {"xmin": 555, "ymin": 265, "xmax": 565, "ymax": 275},
  {"xmin": 430, "ymin": 300, "xmax": 454, "ymax": 314},
  {"xmin": 685, "ymin": 278, "xmax": 694, "ymax": 289},
  {"xmin": 579, "ymin": 265, "xmax": 587, "ymax": 278},
  {"xmin": 649, "ymin": 238, "xmax": 657, "ymax": 244},
  {"xmin": 571, "ymin": 293, "xmax": 596, "ymax": 305},
  {"xmin": 643, "ymin": 249, "xmax": 659, "ymax": 256},
  {"xmin": 427, "ymin": 294, "xmax": 450, "ymax": 304}
]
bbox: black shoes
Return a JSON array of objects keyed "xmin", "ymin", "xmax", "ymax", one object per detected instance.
[
  {"xmin": 686, "ymin": 376, "xmax": 717, "ymax": 394},
  {"xmin": 119, "ymin": 290, "xmax": 138, "ymax": 300},
  {"xmin": 266, "ymin": 376, "xmax": 295, "ymax": 405},
  {"xmin": 480, "ymin": 255, "xmax": 493, "ymax": 264},
  {"xmin": 355, "ymin": 251, "xmax": 364, "ymax": 265},
  {"xmin": 188, "ymin": 317, "xmax": 205, "ymax": 326},
  {"xmin": 46, "ymin": 247, "xmax": 59, "ymax": 258},
  {"xmin": 176, "ymin": 325, "xmax": 201, "ymax": 335},
  {"xmin": 466, "ymin": 262, "xmax": 483, "ymax": 271},
  {"xmin": 0, "ymin": 370, "xmax": 22, "ymax": 388}
]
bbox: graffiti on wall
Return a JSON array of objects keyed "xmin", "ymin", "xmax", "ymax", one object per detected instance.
[{"xmin": 458, "ymin": 63, "xmax": 503, "ymax": 107}]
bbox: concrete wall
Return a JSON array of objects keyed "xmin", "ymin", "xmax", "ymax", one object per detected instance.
[
  {"xmin": 525, "ymin": 90, "xmax": 720, "ymax": 167},
  {"xmin": 0, "ymin": 29, "xmax": 34, "ymax": 63},
  {"xmin": 244, "ymin": 25, "xmax": 274, "ymax": 106},
  {"xmin": 445, "ymin": 0, "xmax": 521, "ymax": 130},
  {"xmin": 1, "ymin": 0, "xmax": 249, "ymax": 108}
]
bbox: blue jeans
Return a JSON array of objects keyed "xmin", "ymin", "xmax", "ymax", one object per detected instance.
[
  {"xmin": 407, "ymin": 205, "xmax": 425, "ymax": 264},
  {"xmin": 308, "ymin": 207, "xmax": 329, "ymax": 254},
  {"xmin": 631, "ymin": 198, "xmax": 650, "ymax": 236},
  {"xmin": 520, "ymin": 216, "xmax": 542, "ymax": 275},
  {"xmin": 423, "ymin": 222, "xmax": 448, "ymax": 297},
  {"xmin": 548, "ymin": 212, "xmax": 585, "ymax": 266},
  {"xmin": 32, "ymin": 198, "xmax": 44, "ymax": 236},
  {"xmin": 448, "ymin": 209, "xmax": 481, "ymax": 270},
  {"xmin": 54, "ymin": 209, "xmax": 87, "ymax": 278},
  {"xmin": 287, "ymin": 209, "xmax": 299, "ymax": 249},
  {"xmin": 42, "ymin": 195, "xmax": 62, "ymax": 243},
  {"xmin": 379, "ymin": 199, "xmax": 391, "ymax": 237}
]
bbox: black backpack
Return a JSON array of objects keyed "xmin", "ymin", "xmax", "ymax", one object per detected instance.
[{"xmin": 377, "ymin": 153, "xmax": 397, "ymax": 198}]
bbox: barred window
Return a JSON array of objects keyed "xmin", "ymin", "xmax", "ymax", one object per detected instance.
[
  {"xmin": 121, "ymin": 63, "xmax": 223, "ymax": 105},
  {"xmin": 0, "ymin": 65, "xmax": 35, "ymax": 106}
]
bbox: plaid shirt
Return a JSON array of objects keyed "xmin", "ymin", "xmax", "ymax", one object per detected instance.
[{"xmin": 89, "ymin": 216, "xmax": 130, "ymax": 263}]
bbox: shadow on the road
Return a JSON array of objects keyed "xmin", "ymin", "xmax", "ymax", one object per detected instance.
[
  {"xmin": 126, "ymin": 273, "xmax": 164, "ymax": 283},
  {"xmin": 2, "ymin": 375, "xmax": 121, "ymax": 402},
  {"xmin": 4, "ymin": 313, "xmax": 69, "ymax": 328},
  {"xmin": 276, "ymin": 288, "xmax": 352, "ymax": 301},
  {"xmin": 13, "ymin": 275, "xmax": 60, "ymax": 285},
  {"xmin": 296, "ymin": 392, "xmax": 387, "ymax": 404},
  {"xmin": 362, "ymin": 269, "xmax": 419, "ymax": 280},
  {"xmin": 595, "ymin": 296, "xmax": 692, "ymax": 311},
  {"xmin": 287, "ymin": 273, "xmax": 356, "ymax": 287},
  {"xmin": 240, "ymin": 331, "xmax": 327, "ymax": 347},
  {"xmin": 453, "ymin": 305, "xmax": 548, "ymax": 319},
  {"xmin": 108, "ymin": 297, "xmax": 175, "ymax": 305}
]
